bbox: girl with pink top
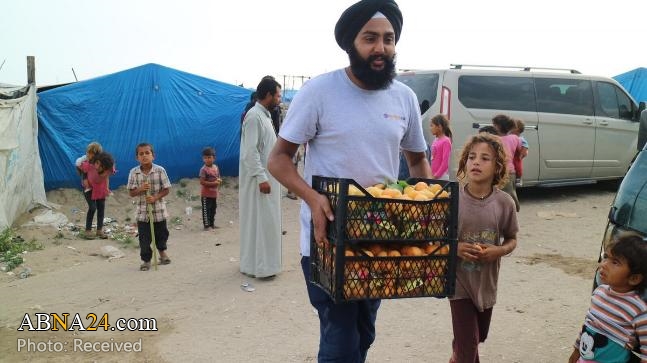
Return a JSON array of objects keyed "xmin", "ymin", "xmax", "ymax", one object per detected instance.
[
  {"xmin": 491, "ymin": 114, "xmax": 522, "ymax": 212},
  {"xmin": 430, "ymin": 114, "xmax": 453, "ymax": 180},
  {"xmin": 80, "ymin": 152, "xmax": 115, "ymax": 239}
]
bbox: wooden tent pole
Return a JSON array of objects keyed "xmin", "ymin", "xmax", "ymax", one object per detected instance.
[{"xmin": 27, "ymin": 56, "xmax": 35, "ymax": 85}]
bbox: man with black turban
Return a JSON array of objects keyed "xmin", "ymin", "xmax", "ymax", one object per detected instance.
[
  {"xmin": 334, "ymin": 0, "xmax": 403, "ymax": 52},
  {"xmin": 268, "ymin": 1, "xmax": 431, "ymax": 361}
]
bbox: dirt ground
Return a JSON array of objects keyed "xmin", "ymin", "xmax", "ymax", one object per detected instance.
[{"xmin": 0, "ymin": 177, "xmax": 617, "ymax": 362}]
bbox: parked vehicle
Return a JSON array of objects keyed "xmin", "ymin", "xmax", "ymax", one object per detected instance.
[
  {"xmin": 396, "ymin": 65, "xmax": 646, "ymax": 187},
  {"xmin": 594, "ymin": 109, "xmax": 647, "ymax": 290}
]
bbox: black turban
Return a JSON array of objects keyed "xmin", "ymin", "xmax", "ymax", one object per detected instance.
[{"xmin": 334, "ymin": 0, "xmax": 403, "ymax": 51}]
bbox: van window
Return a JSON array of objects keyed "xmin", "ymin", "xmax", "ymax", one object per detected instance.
[
  {"xmin": 596, "ymin": 82, "xmax": 634, "ymax": 120},
  {"xmin": 535, "ymin": 78, "xmax": 594, "ymax": 116},
  {"xmin": 458, "ymin": 76, "xmax": 536, "ymax": 111},
  {"xmin": 396, "ymin": 73, "xmax": 439, "ymax": 114}
]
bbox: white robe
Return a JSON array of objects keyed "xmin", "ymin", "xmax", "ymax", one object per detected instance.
[{"xmin": 239, "ymin": 103, "xmax": 282, "ymax": 277}]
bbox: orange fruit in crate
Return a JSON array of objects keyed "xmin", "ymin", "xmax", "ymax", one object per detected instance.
[
  {"xmin": 361, "ymin": 249, "xmax": 374, "ymax": 257},
  {"xmin": 344, "ymin": 280, "xmax": 367, "ymax": 299},
  {"xmin": 367, "ymin": 243, "xmax": 383, "ymax": 256},
  {"xmin": 366, "ymin": 186, "xmax": 383, "ymax": 197},
  {"xmin": 413, "ymin": 193, "xmax": 429, "ymax": 201},
  {"xmin": 382, "ymin": 188, "xmax": 402, "ymax": 198},
  {"xmin": 387, "ymin": 249, "xmax": 401, "ymax": 257},
  {"xmin": 401, "ymin": 245, "xmax": 423, "ymax": 256},
  {"xmin": 345, "ymin": 248, "xmax": 355, "ymax": 257},
  {"xmin": 403, "ymin": 185, "xmax": 416, "ymax": 197},
  {"xmin": 378, "ymin": 277, "xmax": 396, "ymax": 298},
  {"xmin": 371, "ymin": 250, "xmax": 387, "ymax": 272},
  {"xmin": 406, "ymin": 246, "xmax": 424, "ymax": 256},
  {"xmin": 423, "ymin": 242, "xmax": 438, "ymax": 255},
  {"xmin": 346, "ymin": 220, "xmax": 363, "ymax": 238},
  {"xmin": 414, "ymin": 181, "xmax": 428, "ymax": 191},
  {"xmin": 384, "ymin": 201, "xmax": 399, "ymax": 217},
  {"xmin": 348, "ymin": 185, "xmax": 365, "ymax": 196},
  {"xmin": 424, "ymin": 277, "xmax": 444, "ymax": 295},
  {"xmin": 396, "ymin": 194, "xmax": 412, "ymax": 204},
  {"xmin": 427, "ymin": 183, "xmax": 442, "ymax": 195}
]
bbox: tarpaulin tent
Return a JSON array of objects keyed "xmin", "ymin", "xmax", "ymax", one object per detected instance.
[
  {"xmin": 0, "ymin": 84, "xmax": 47, "ymax": 228},
  {"xmin": 38, "ymin": 63, "xmax": 251, "ymax": 190},
  {"xmin": 614, "ymin": 67, "xmax": 647, "ymax": 103}
]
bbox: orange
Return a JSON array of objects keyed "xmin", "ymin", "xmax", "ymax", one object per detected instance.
[
  {"xmin": 367, "ymin": 243, "xmax": 383, "ymax": 256},
  {"xmin": 427, "ymin": 183, "xmax": 442, "ymax": 195},
  {"xmin": 366, "ymin": 186, "xmax": 383, "ymax": 197},
  {"xmin": 382, "ymin": 188, "xmax": 402, "ymax": 198},
  {"xmin": 414, "ymin": 181, "xmax": 428, "ymax": 191}
]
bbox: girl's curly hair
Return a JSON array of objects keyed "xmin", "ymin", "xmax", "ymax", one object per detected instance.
[{"xmin": 456, "ymin": 133, "xmax": 509, "ymax": 188}]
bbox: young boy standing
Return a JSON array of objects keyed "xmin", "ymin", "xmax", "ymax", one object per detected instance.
[
  {"xmin": 199, "ymin": 147, "xmax": 222, "ymax": 230},
  {"xmin": 127, "ymin": 143, "xmax": 172, "ymax": 271},
  {"xmin": 569, "ymin": 232, "xmax": 647, "ymax": 363}
]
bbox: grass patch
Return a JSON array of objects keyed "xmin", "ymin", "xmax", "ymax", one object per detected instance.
[
  {"xmin": 176, "ymin": 188, "xmax": 198, "ymax": 201},
  {"xmin": 117, "ymin": 236, "xmax": 136, "ymax": 249},
  {"xmin": 110, "ymin": 227, "xmax": 137, "ymax": 249},
  {"xmin": 52, "ymin": 231, "xmax": 64, "ymax": 246},
  {"xmin": 0, "ymin": 227, "xmax": 44, "ymax": 271}
]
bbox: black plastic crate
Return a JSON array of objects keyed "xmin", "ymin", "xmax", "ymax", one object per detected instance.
[{"xmin": 309, "ymin": 176, "xmax": 458, "ymax": 302}]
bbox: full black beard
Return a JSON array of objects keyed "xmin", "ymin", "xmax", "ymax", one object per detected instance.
[{"xmin": 348, "ymin": 46, "xmax": 396, "ymax": 90}]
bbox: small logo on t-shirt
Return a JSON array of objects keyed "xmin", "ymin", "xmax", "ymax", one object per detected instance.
[{"xmin": 383, "ymin": 113, "xmax": 406, "ymax": 121}]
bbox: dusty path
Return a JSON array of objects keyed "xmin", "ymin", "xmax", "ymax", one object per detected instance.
[{"xmin": 0, "ymin": 179, "xmax": 616, "ymax": 362}]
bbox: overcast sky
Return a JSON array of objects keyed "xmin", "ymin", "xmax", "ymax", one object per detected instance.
[{"xmin": 1, "ymin": 0, "xmax": 644, "ymax": 88}]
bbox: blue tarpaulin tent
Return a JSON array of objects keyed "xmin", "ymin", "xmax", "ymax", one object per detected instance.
[
  {"xmin": 37, "ymin": 63, "xmax": 251, "ymax": 190},
  {"xmin": 614, "ymin": 67, "xmax": 647, "ymax": 103}
]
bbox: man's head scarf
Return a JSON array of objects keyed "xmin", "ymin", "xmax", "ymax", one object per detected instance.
[{"xmin": 334, "ymin": 0, "xmax": 403, "ymax": 51}]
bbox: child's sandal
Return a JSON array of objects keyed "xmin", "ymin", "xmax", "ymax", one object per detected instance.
[
  {"xmin": 159, "ymin": 257, "xmax": 171, "ymax": 265},
  {"xmin": 140, "ymin": 262, "xmax": 151, "ymax": 271}
]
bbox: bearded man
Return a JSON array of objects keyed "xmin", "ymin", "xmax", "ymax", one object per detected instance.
[{"xmin": 268, "ymin": 0, "xmax": 431, "ymax": 361}]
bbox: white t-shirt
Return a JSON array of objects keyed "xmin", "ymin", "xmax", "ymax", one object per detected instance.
[{"xmin": 278, "ymin": 68, "xmax": 427, "ymax": 256}]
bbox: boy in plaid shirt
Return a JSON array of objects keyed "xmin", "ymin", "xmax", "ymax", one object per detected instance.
[{"xmin": 127, "ymin": 143, "xmax": 172, "ymax": 271}]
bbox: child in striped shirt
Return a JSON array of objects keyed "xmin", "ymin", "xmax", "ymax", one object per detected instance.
[{"xmin": 569, "ymin": 232, "xmax": 647, "ymax": 363}]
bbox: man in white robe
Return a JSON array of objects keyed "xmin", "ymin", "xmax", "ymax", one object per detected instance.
[{"xmin": 239, "ymin": 77, "xmax": 283, "ymax": 278}]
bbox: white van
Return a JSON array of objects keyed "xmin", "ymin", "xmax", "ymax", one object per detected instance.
[{"xmin": 396, "ymin": 65, "xmax": 646, "ymax": 187}]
